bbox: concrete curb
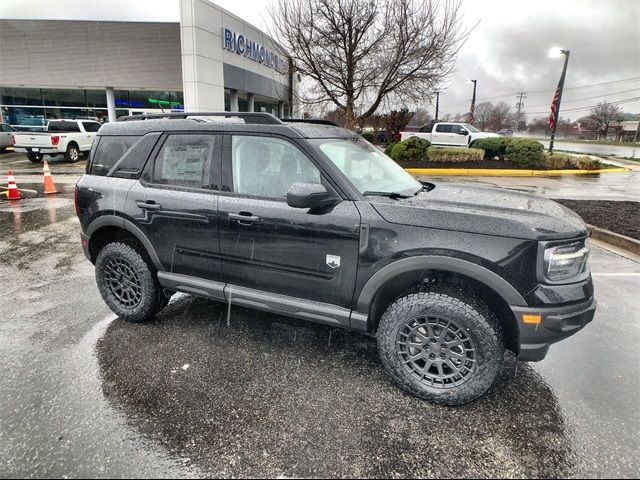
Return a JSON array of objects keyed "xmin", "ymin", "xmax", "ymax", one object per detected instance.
[
  {"xmin": 405, "ymin": 167, "xmax": 630, "ymax": 176},
  {"xmin": 588, "ymin": 224, "xmax": 640, "ymax": 256}
]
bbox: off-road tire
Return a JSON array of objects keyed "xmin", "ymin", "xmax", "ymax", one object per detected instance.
[
  {"xmin": 26, "ymin": 152, "xmax": 43, "ymax": 163},
  {"xmin": 377, "ymin": 284, "xmax": 505, "ymax": 406},
  {"xmin": 65, "ymin": 143, "xmax": 80, "ymax": 163},
  {"xmin": 95, "ymin": 242, "xmax": 167, "ymax": 323}
]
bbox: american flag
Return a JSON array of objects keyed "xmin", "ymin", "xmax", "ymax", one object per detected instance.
[{"xmin": 549, "ymin": 85, "xmax": 561, "ymax": 130}]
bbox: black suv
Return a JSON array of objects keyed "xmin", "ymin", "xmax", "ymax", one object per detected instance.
[{"xmin": 76, "ymin": 112, "xmax": 596, "ymax": 405}]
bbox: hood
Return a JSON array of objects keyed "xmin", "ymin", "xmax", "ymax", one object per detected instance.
[
  {"xmin": 370, "ymin": 183, "xmax": 587, "ymax": 241},
  {"xmin": 474, "ymin": 132, "xmax": 500, "ymax": 138}
]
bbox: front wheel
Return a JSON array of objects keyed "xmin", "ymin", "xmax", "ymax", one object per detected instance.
[
  {"xmin": 95, "ymin": 242, "xmax": 167, "ymax": 323},
  {"xmin": 377, "ymin": 284, "xmax": 505, "ymax": 405}
]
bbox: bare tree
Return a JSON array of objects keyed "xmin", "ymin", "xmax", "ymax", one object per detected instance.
[
  {"xmin": 269, "ymin": 0, "xmax": 469, "ymax": 128},
  {"xmin": 486, "ymin": 101, "xmax": 513, "ymax": 132},
  {"xmin": 473, "ymin": 102, "xmax": 493, "ymax": 131},
  {"xmin": 382, "ymin": 109, "xmax": 414, "ymax": 143},
  {"xmin": 584, "ymin": 102, "xmax": 623, "ymax": 138}
]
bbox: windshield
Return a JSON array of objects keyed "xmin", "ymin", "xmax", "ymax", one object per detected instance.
[
  {"xmin": 312, "ymin": 138, "xmax": 422, "ymax": 196},
  {"xmin": 462, "ymin": 123, "xmax": 479, "ymax": 132}
]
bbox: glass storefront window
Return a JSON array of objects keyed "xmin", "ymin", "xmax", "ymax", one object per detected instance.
[
  {"xmin": 86, "ymin": 90, "xmax": 108, "ymax": 108},
  {"xmin": 42, "ymin": 88, "xmax": 86, "ymax": 107},
  {"xmin": 1, "ymin": 106, "xmax": 47, "ymax": 130},
  {"xmin": 0, "ymin": 87, "xmax": 43, "ymax": 106}
]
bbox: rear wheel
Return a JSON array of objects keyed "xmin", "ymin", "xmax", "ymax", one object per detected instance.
[
  {"xmin": 65, "ymin": 143, "xmax": 80, "ymax": 162},
  {"xmin": 95, "ymin": 242, "xmax": 168, "ymax": 322},
  {"xmin": 377, "ymin": 284, "xmax": 505, "ymax": 405},
  {"xmin": 26, "ymin": 152, "xmax": 43, "ymax": 163}
]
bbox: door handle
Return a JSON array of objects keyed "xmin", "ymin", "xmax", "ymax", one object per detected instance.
[
  {"xmin": 229, "ymin": 212, "xmax": 260, "ymax": 225},
  {"xmin": 136, "ymin": 200, "xmax": 162, "ymax": 211}
]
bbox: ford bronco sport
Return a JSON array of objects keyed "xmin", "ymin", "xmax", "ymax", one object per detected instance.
[{"xmin": 76, "ymin": 112, "xmax": 596, "ymax": 405}]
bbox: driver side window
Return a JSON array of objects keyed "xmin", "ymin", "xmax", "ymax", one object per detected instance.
[{"xmin": 231, "ymin": 136, "xmax": 321, "ymax": 198}]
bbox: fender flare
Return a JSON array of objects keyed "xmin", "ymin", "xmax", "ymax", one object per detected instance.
[
  {"xmin": 356, "ymin": 255, "xmax": 527, "ymax": 313},
  {"xmin": 85, "ymin": 215, "xmax": 164, "ymax": 271}
]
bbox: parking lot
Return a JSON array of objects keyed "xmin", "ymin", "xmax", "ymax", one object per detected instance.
[{"xmin": 1, "ymin": 155, "xmax": 639, "ymax": 478}]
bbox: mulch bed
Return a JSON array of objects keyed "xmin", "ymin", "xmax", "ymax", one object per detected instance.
[
  {"xmin": 397, "ymin": 160, "xmax": 581, "ymax": 170},
  {"xmin": 554, "ymin": 200, "xmax": 640, "ymax": 240}
]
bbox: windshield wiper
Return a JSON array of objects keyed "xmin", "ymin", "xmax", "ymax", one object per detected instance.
[{"xmin": 362, "ymin": 191, "xmax": 412, "ymax": 199}]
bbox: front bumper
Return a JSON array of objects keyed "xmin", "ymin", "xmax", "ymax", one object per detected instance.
[{"xmin": 511, "ymin": 297, "xmax": 597, "ymax": 361}]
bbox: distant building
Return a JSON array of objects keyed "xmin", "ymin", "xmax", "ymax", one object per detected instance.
[{"xmin": 0, "ymin": 0, "xmax": 296, "ymax": 128}]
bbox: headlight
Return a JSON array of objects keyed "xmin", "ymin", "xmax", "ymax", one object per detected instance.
[{"xmin": 543, "ymin": 240, "xmax": 590, "ymax": 283}]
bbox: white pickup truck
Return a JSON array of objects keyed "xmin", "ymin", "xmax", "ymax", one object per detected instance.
[
  {"xmin": 13, "ymin": 119, "xmax": 102, "ymax": 163},
  {"xmin": 400, "ymin": 122, "xmax": 499, "ymax": 147}
]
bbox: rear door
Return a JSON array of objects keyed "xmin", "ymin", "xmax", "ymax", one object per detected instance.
[
  {"xmin": 431, "ymin": 123, "xmax": 453, "ymax": 145},
  {"xmin": 217, "ymin": 134, "xmax": 361, "ymax": 315},
  {"xmin": 126, "ymin": 132, "xmax": 223, "ymax": 283},
  {"xmin": 81, "ymin": 122, "xmax": 101, "ymax": 151}
]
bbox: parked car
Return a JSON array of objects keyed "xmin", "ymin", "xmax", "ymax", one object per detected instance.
[
  {"xmin": 498, "ymin": 128, "xmax": 514, "ymax": 136},
  {"xmin": 13, "ymin": 119, "xmax": 102, "ymax": 162},
  {"xmin": 0, "ymin": 122, "xmax": 16, "ymax": 151},
  {"xmin": 76, "ymin": 112, "xmax": 596, "ymax": 405},
  {"xmin": 400, "ymin": 122, "xmax": 500, "ymax": 147}
]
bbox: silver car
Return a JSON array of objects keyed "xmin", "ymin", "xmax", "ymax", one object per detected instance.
[{"xmin": 0, "ymin": 123, "xmax": 16, "ymax": 151}]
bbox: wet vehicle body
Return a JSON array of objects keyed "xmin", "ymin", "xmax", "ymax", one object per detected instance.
[{"xmin": 76, "ymin": 112, "xmax": 596, "ymax": 405}]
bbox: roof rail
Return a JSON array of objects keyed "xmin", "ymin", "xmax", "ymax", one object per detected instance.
[
  {"xmin": 116, "ymin": 112, "xmax": 283, "ymax": 125},
  {"xmin": 281, "ymin": 118, "xmax": 339, "ymax": 127}
]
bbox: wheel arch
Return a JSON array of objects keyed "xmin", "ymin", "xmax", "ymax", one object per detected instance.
[
  {"xmin": 86, "ymin": 216, "xmax": 164, "ymax": 271},
  {"xmin": 358, "ymin": 256, "xmax": 524, "ymax": 354}
]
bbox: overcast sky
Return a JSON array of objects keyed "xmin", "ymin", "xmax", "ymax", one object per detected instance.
[
  {"xmin": 216, "ymin": 0, "xmax": 640, "ymax": 120},
  {"xmin": 2, "ymin": 0, "xmax": 638, "ymax": 120}
]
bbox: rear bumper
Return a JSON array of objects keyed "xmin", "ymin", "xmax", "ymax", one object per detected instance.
[
  {"xmin": 511, "ymin": 297, "xmax": 597, "ymax": 361},
  {"xmin": 15, "ymin": 146, "xmax": 59, "ymax": 154},
  {"xmin": 80, "ymin": 232, "xmax": 91, "ymax": 261}
]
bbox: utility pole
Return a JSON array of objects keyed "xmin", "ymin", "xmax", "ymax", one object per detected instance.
[
  {"xmin": 434, "ymin": 91, "xmax": 441, "ymax": 122},
  {"xmin": 467, "ymin": 80, "xmax": 477, "ymax": 124},
  {"xmin": 515, "ymin": 92, "xmax": 527, "ymax": 132},
  {"xmin": 634, "ymin": 113, "xmax": 640, "ymax": 143}
]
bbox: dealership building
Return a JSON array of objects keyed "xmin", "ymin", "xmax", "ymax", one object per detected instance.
[{"xmin": 0, "ymin": 0, "xmax": 296, "ymax": 129}]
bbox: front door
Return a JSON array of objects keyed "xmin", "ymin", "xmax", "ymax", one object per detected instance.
[
  {"xmin": 217, "ymin": 134, "xmax": 361, "ymax": 311},
  {"xmin": 126, "ymin": 132, "xmax": 223, "ymax": 282}
]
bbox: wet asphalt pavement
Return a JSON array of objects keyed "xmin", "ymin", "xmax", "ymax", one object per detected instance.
[{"xmin": 1, "ymin": 166, "xmax": 639, "ymax": 477}]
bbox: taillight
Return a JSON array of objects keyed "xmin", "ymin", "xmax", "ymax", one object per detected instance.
[{"xmin": 51, "ymin": 135, "xmax": 60, "ymax": 146}]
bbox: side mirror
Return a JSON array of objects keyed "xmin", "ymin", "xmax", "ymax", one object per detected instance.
[
  {"xmin": 459, "ymin": 128, "xmax": 469, "ymax": 136},
  {"xmin": 287, "ymin": 183, "xmax": 334, "ymax": 209}
]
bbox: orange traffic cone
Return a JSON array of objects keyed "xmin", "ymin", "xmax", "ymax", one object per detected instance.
[
  {"xmin": 7, "ymin": 170, "xmax": 21, "ymax": 200},
  {"xmin": 43, "ymin": 161, "xmax": 59, "ymax": 195}
]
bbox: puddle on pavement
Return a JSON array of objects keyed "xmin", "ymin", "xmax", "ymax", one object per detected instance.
[{"xmin": 96, "ymin": 295, "xmax": 574, "ymax": 478}]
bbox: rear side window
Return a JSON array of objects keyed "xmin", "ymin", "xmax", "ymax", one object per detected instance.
[
  {"xmin": 90, "ymin": 136, "xmax": 139, "ymax": 176},
  {"xmin": 48, "ymin": 121, "xmax": 80, "ymax": 132},
  {"xmin": 152, "ymin": 134, "xmax": 215, "ymax": 189},
  {"xmin": 82, "ymin": 122, "xmax": 101, "ymax": 132}
]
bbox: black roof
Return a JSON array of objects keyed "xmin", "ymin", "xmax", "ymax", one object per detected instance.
[{"xmin": 100, "ymin": 112, "xmax": 359, "ymax": 140}]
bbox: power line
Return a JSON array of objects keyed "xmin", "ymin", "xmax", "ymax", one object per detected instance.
[
  {"xmin": 440, "ymin": 76, "xmax": 640, "ymax": 109},
  {"xmin": 523, "ymin": 95, "xmax": 640, "ymax": 116},
  {"xmin": 525, "ymin": 87, "xmax": 640, "ymax": 108}
]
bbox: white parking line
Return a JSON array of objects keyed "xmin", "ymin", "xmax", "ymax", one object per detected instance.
[{"xmin": 592, "ymin": 273, "xmax": 640, "ymax": 277}]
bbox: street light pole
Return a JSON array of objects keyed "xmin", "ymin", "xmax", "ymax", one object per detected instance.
[
  {"xmin": 434, "ymin": 91, "xmax": 440, "ymax": 122},
  {"xmin": 549, "ymin": 49, "xmax": 570, "ymax": 154},
  {"xmin": 467, "ymin": 79, "xmax": 477, "ymax": 124}
]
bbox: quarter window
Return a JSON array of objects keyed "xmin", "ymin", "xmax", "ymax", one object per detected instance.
[
  {"xmin": 153, "ymin": 134, "xmax": 214, "ymax": 189},
  {"xmin": 82, "ymin": 122, "xmax": 101, "ymax": 132},
  {"xmin": 90, "ymin": 135, "xmax": 139, "ymax": 176},
  {"xmin": 231, "ymin": 136, "xmax": 321, "ymax": 198}
]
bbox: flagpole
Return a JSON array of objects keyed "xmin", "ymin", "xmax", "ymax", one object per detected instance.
[{"xmin": 549, "ymin": 49, "xmax": 570, "ymax": 154}]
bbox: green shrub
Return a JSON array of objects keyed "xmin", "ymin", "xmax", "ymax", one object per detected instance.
[
  {"xmin": 361, "ymin": 131, "xmax": 375, "ymax": 142},
  {"xmin": 505, "ymin": 138, "xmax": 545, "ymax": 167},
  {"xmin": 384, "ymin": 142, "xmax": 397, "ymax": 156},
  {"xmin": 543, "ymin": 152, "xmax": 602, "ymax": 170},
  {"xmin": 427, "ymin": 147, "xmax": 484, "ymax": 163},
  {"xmin": 390, "ymin": 137, "xmax": 431, "ymax": 162},
  {"xmin": 472, "ymin": 137, "xmax": 507, "ymax": 159}
]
